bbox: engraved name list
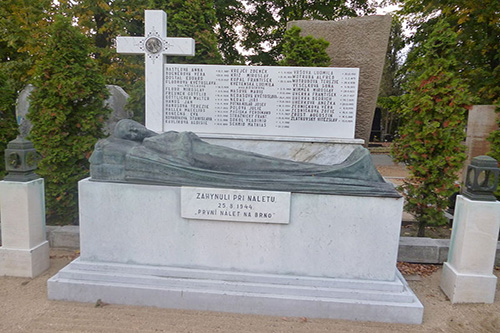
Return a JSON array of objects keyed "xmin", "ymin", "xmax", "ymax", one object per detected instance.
[{"xmin": 164, "ymin": 64, "xmax": 359, "ymax": 139}]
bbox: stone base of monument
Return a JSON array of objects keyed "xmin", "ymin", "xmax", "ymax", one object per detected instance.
[
  {"xmin": 48, "ymin": 179, "xmax": 423, "ymax": 324},
  {"xmin": 0, "ymin": 242, "xmax": 50, "ymax": 278},
  {"xmin": 0, "ymin": 179, "xmax": 50, "ymax": 278},
  {"xmin": 440, "ymin": 196, "xmax": 500, "ymax": 303}
]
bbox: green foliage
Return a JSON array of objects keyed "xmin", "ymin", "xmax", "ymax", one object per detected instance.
[
  {"xmin": 278, "ymin": 26, "xmax": 330, "ymax": 67},
  {"xmin": 487, "ymin": 105, "xmax": 500, "ymax": 199},
  {"xmin": 219, "ymin": 0, "xmax": 375, "ymax": 65},
  {"xmin": 377, "ymin": 17, "xmax": 406, "ymax": 141},
  {"xmin": 214, "ymin": 0, "xmax": 246, "ymax": 65},
  {"xmin": 28, "ymin": 15, "xmax": 109, "ymax": 225},
  {"xmin": 392, "ymin": 20, "xmax": 474, "ymax": 237},
  {"xmin": 0, "ymin": 69, "xmax": 18, "ymax": 178},
  {"xmin": 126, "ymin": 79, "xmax": 146, "ymax": 125},
  {"xmin": 61, "ymin": 0, "xmax": 147, "ymax": 90},
  {"xmin": 157, "ymin": 0, "xmax": 224, "ymax": 65},
  {"xmin": 398, "ymin": 0, "xmax": 500, "ymax": 104},
  {"xmin": 0, "ymin": 0, "xmax": 54, "ymax": 93}
]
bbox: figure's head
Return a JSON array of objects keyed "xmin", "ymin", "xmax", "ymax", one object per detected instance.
[{"xmin": 113, "ymin": 119, "xmax": 157, "ymax": 142}]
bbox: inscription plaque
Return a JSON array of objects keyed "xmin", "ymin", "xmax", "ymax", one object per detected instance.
[
  {"xmin": 164, "ymin": 64, "xmax": 359, "ymax": 139},
  {"xmin": 181, "ymin": 187, "xmax": 291, "ymax": 224}
]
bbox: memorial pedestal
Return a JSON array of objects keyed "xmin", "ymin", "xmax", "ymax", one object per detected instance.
[
  {"xmin": 48, "ymin": 179, "xmax": 423, "ymax": 324},
  {"xmin": 0, "ymin": 179, "xmax": 49, "ymax": 278},
  {"xmin": 440, "ymin": 195, "xmax": 500, "ymax": 303}
]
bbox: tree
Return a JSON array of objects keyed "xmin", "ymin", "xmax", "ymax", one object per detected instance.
[
  {"xmin": 392, "ymin": 20, "xmax": 474, "ymax": 237},
  {"xmin": 278, "ymin": 26, "xmax": 330, "ymax": 67},
  {"xmin": 0, "ymin": 69, "xmax": 18, "ymax": 178},
  {"xmin": 377, "ymin": 17, "xmax": 406, "ymax": 141},
  {"xmin": 61, "ymin": 0, "xmax": 147, "ymax": 90},
  {"xmin": 217, "ymin": 0, "xmax": 375, "ymax": 65},
  {"xmin": 398, "ymin": 0, "xmax": 500, "ymax": 104},
  {"xmin": 214, "ymin": 0, "xmax": 246, "ymax": 64},
  {"xmin": 28, "ymin": 15, "xmax": 109, "ymax": 224},
  {"xmin": 157, "ymin": 0, "xmax": 223, "ymax": 65}
]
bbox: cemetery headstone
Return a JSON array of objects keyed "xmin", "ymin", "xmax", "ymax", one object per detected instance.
[{"xmin": 287, "ymin": 15, "xmax": 392, "ymax": 145}]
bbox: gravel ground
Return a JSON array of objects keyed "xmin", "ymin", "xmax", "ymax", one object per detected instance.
[{"xmin": 1, "ymin": 250, "xmax": 500, "ymax": 333}]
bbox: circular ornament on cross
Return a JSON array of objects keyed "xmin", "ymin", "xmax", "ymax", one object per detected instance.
[{"xmin": 145, "ymin": 37, "xmax": 163, "ymax": 54}]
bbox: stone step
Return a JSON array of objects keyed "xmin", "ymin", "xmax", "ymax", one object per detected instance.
[{"xmin": 48, "ymin": 258, "xmax": 423, "ymax": 324}]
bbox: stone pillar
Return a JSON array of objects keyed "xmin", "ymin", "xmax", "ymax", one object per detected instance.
[
  {"xmin": 440, "ymin": 156, "xmax": 500, "ymax": 303},
  {"xmin": 288, "ymin": 15, "xmax": 392, "ymax": 145},
  {"xmin": 0, "ymin": 178, "xmax": 50, "ymax": 277},
  {"xmin": 440, "ymin": 196, "xmax": 500, "ymax": 303}
]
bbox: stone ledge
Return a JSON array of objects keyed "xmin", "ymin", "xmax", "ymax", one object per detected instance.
[{"xmin": 46, "ymin": 226, "xmax": 80, "ymax": 249}]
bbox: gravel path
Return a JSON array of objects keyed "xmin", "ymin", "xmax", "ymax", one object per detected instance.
[{"xmin": 1, "ymin": 250, "xmax": 499, "ymax": 332}]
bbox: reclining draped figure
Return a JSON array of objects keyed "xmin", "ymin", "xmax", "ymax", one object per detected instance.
[{"xmin": 89, "ymin": 119, "xmax": 399, "ymax": 197}]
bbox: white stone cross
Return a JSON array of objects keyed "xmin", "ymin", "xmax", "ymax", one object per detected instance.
[{"xmin": 116, "ymin": 10, "xmax": 195, "ymax": 132}]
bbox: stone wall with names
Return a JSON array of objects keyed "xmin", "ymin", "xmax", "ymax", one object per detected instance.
[{"xmin": 164, "ymin": 64, "xmax": 359, "ymax": 139}]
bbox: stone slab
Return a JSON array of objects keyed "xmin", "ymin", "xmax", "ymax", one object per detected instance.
[
  {"xmin": 288, "ymin": 15, "xmax": 392, "ymax": 144},
  {"xmin": 203, "ymin": 138, "xmax": 362, "ymax": 165},
  {"xmin": 48, "ymin": 258, "xmax": 423, "ymax": 324},
  {"xmin": 398, "ymin": 237, "xmax": 440, "ymax": 264},
  {"xmin": 440, "ymin": 262, "xmax": 497, "ymax": 303},
  {"xmin": 78, "ymin": 179, "xmax": 403, "ymax": 281},
  {"xmin": 0, "ymin": 241, "xmax": 49, "ymax": 278},
  {"xmin": 181, "ymin": 187, "xmax": 291, "ymax": 224}
]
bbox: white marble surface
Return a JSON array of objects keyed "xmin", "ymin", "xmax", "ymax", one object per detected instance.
[
  {"xmin": 181, "ymin": 187, "xmax": 291, "ymax": 224},
  {"xmin": 79, "ymin": 179, "xmax": 403, "ymax": 281},
  {"xmin": 48, "ymin": 259, "xmax": 423, "ymax": 324},
  {"xmin": 440, "ymin": 195, "xmax": 500, "ymax": 303},
  {"xmin": 203, "ymin": 138, "xmax": 361, "ymax": 165},
  {"xmin": 0, "ymin": 179, "xmax": 49, "ymax": 277}
]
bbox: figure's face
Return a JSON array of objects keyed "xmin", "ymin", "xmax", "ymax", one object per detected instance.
[{"xmin": 114, "ymin": 120, "xmax": 156, "ymax": 141}]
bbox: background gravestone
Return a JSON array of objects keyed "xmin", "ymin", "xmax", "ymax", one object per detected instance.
[
  {"xmin": 15, "ymin": 84, "xmax": 36, "ymax": 137},
  {"xmin": 15, "ymin": 84, "xmax": 131, "ymax": 137},
  {"xmin": 288, "ymin": 15, "xmax": 392, "ymax": 145},
  {"xmin": 464, "ymin": 105, "xmax": 499, "ymax": 170},
  {"xmin": 103, "ymin": 85, "xmax": 132, "ymax": 135}
]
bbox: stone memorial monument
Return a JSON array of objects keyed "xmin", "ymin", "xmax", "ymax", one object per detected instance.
[{"xmin": 48, "ymin": 10, "xmax": 423, "ymax": 324}]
